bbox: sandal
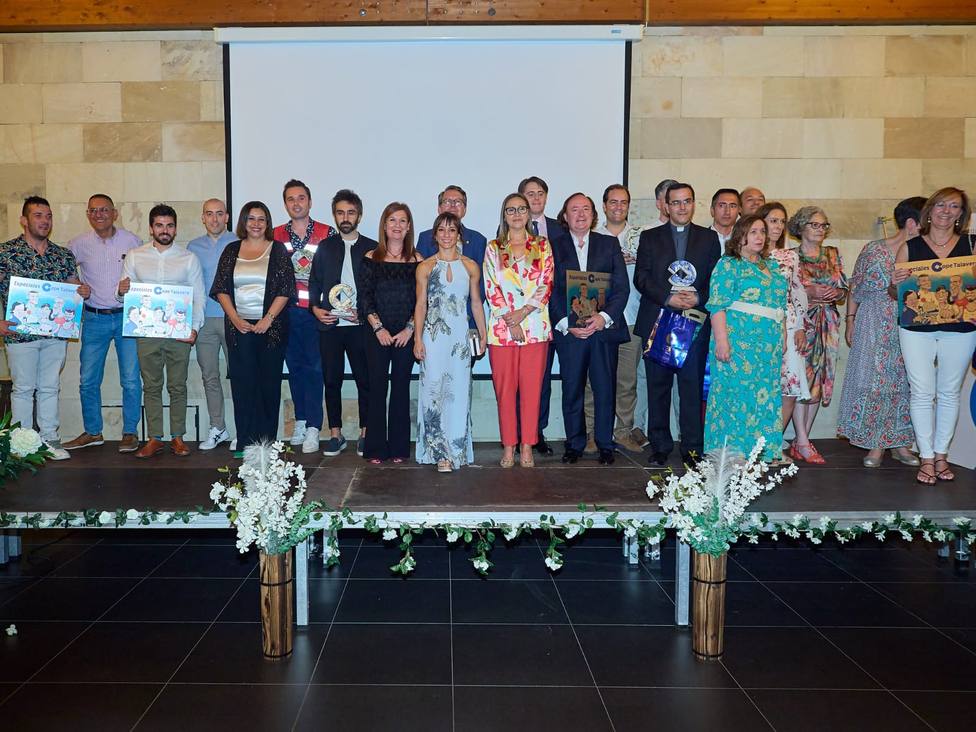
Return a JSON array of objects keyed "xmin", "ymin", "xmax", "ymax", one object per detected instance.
[
  {"xmin": 392, "ymin": 457, "xmax": 404, "ymax": 464},
  {"xmin": 934, "ymin": 458, "xmax": 955, "ymax": 482},
  {"xmin": 520, "ymin": 446, "xmax": 535, "ymax": 468},
  {"xmin": 789, "ymin": 442, "xmax": 825, "ymax": 465},
  {"xmin": 916, "ymin": 460, "xmax": 937, "ymax": 486},
  {"xmin": 368, "ymin": 458, "xmax": 383, "ymax": 465},
  {"xmin": 500, "ymin": 449, "xmax": 515, "ymax": 468},
  {"xmin": 437, "ymin": 460, "xmax": 453, "ymax": 473}
]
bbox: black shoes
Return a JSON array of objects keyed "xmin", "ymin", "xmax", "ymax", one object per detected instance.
[
  {"xmin": 598, "ymin": 449, "xmax": 615, "ymax": 465},
  {"xmin": 649, "ymin": 451, "xmax": 668, "ymax": 467},
  {"xmin": 562, "ymin": 448, "xmax": 582, "ymax": 464},
  {"xmin": 535, "ymin": 434, "xmax": 554, "ymax": 456}
]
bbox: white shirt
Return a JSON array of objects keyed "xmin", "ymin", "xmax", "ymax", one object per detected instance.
[
  {"xmin": 120, "ymin": 242, "xmax": 206, "ymax": 332},
  {"xmin": 710, "ymin": 223, "xmax": 732, "ymax": 249},
  {"xmin": 554, "ymin": 232, "xmax": 613, "ymax": 334},
  {"xmin": 531, "ymin": 216, "xmax": 548, "ymax": 240},
  {"xmin": 337, "ymin": 236, "xmax": 358, "ymax": 328},
  {"xmin": 596, "ymin": 221, "xmax": 643, "ymax": 327}
]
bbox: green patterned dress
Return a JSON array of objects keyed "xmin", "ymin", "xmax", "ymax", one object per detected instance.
[{"xmin": 704, "ymin": 256, "xmax": 788, "ymax": 461}]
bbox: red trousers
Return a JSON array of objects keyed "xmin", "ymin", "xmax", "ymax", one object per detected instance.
[{"xmin": 489, "ymin": 341, "xmax": 549, "ymax": 447}]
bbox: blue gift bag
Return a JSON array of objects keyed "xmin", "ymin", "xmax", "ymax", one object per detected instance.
[{"xmin": 643, "ymin": 308, "xmax": 702, "ymax": 370}]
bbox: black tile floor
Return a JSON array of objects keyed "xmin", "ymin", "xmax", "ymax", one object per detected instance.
[{"xmin": 1, "ymin": 529, "xmax": 975, "ymax": 731}]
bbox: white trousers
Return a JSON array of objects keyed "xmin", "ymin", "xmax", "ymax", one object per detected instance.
[
  {"xmin": 898, "ymin": 328, "xmax": 976, "ymax": 459},
  {"xmin": 5, "ymin": 338, "xmax": 68, "ymax": 442}
]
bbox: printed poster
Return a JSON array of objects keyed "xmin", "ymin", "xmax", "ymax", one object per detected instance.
[
  {"xmin": 567, "ymin": 270, "xmax": 611, "ymax": 328},
  {"xmin": 895, "ymin": 256, "xmax": 976, "ymax": 327},
  {"xmin": 122, "ymin": 282, "xmax": 194, "ymax": 339},
  {"xmin": 4, "ymin": 276, "xmax": 83, "ymax": 339}
]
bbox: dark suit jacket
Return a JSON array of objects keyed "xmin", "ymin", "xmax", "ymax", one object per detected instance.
[
  {"xmin": 550, "ymin": 230, "xmax": 630, "ymax": 345},
  {"xmin": 632, "ymin": 223, "xmax": 721, "ymax": 340},
  {"xmin": 307, "ymin": 233, "xmax": 376, "ymax": 331},
  {"xmin": 416, "ymin": 225, "xmax": 487, "ymax": 267}
]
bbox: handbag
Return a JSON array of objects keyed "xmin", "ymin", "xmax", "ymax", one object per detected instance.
[{"xmin": 643, "ymin": 308, "xmax": 705, "ymax": 370}]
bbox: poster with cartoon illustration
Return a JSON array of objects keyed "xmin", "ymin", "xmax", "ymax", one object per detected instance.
[
  {"xmin": 895, "ymin": 256, "xmax": 976, "ymax": 327},
  {"xmin": 4, "ymin": 276, "xmax": 84, "ymax": 339},
  {"xmin": 122, "ymin": 282, "xmax": 194, "ymax": 339},
  {"xmin": 566, "ymin": 270, "xmax": 611, "ymax": 328}
]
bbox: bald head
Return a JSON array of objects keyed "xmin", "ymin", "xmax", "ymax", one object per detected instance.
[
  {"xmin": 201, "ymin": 198, "xmax": 229, "ymax": 237},
  {"xmin": 740, "ymin": 187, "xmax": 766, "ymax": 216}
]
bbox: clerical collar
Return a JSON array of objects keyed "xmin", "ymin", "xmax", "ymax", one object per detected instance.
[{"xmin": 671, "ymin": 224, "xmax": 686, "ymax": 233}]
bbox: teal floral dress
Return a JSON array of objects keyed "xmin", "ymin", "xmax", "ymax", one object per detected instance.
[{"xmin": 704, "ymin": 256, "xmax": 788, "ymax": 461}]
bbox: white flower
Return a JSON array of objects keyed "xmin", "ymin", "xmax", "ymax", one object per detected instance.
[
  {"xmin": 125, "ymin": 509, "xmax": 139, "ymax": 521},
  {"xmin": 323, "ymin": 544, "xmax": 340, "ymax": 560},
  {"xmin": 157, "ymin": 512, "xmax": 172, "ymax": 523},
  {"xmin": 861, "ymin": 521, "xmax": 874, "ymax": 531},
  {"xmin": 819, "ymin": 516, "xmax": 831, "ymax": 530},
  {"xmin": 446, "ymin": 530, "xmax": 460, "ymax": 543},
  {"xmin": 504, "ymin": 525, "xmax": 519, "ymax": 541},
  {"xmin": 472, "ymin": 556, "xmax": 490, "ymax": 572},
  {"xmin": 4, "ymin": 624, "xmax": 16, "ymax": 636},
  {"xmin": 382, "ymin": 529, "xmax": 397, "ymax": 541},
  {"xmin": 564, "ymin": 523, "xmax": 581, "ymax": 539},
  {"xmin": 966, "ymin": 533, "xmax": 976, "ymax": 545},
  {"xmin": 748, "ymin": 534, "xmax": 759, "ymax": 544},
  {"xmin": 544, "ymin": 555, "xmax": 563, "ymax": 571},
  {"xmin": 882, "ymin": 514, "xmax": 896, "ymax": 525},
  {"xmin": 209, "ymin": 484, "xmax": 224, "ymax": 503},
  {"xmin": 875, "ymin": 532, "xmax": 887, "ymax": 542},
  {"xmin": 934, "ymin": 530, "xmax": 947, "ymax": 542},
  {"xmin": 624, "ymin": 525, "xmax": 637, "ymax": 538},
  {"xmin": 97, "ymin": 511, "xmax": 113, "ymax": 525},
  {"xmin": 9, "ymin": 427, "xmax": 42, "ymax": 457},
  {"xmin": 911, "ymin": 514, "xmax": 924, "ymax": 527},
  {"xmin": 953, "ymin": 517, "xmax": 971, "ymax": 527}
]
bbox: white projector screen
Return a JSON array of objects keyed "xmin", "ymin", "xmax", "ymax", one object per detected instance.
[{"xmin": 225, "ymin": 33, "xmax": 629, "ymax": 373}]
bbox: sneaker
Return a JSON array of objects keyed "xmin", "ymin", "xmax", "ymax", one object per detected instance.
[
  {"xmin": 118, "ymin": 434, "xmax": 139, "ymax": 453},
  {"xmin": 630, "ymin": 428, "xmax": 650, "ymax": 448},
  {"xmin": 63, "ymin": 432, "xmax": 104, "ymax": 450},
  {"xmin": 44, "ymin": 440, "xmax": 71, "ymax": 461},
  {"xmin": 230, "ymin": 438, "xmax": 237, "ymax": 451},
  {"xmin": 200, "ymin": 427, "xmax": 230, "ymax": 451},
  {"xmin": 322, "ymin": 435, "xmax": 347, "ymax": 457},
  {"xmin": 357, "ymin": 436, "xmax": 365, "ymax": 457},
  {"xmin": 302, "ymin": 427, "xmax": 321, "ymax": 454},
  {"xmin": 614, "ymin": 432, "xmax": 645, "ymax": 453},
  {"xmin": 290, "ymin": 420, "xmax": 307, "ymax": 446}
]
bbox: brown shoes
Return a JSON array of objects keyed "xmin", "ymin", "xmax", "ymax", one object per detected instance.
[
  {"xmin": 135, "ymin": 438, "xmax": 165, "ymax": 459},
  {"xmin": 170, "ymin": 437, "xmax": 191, "ymax": 457},
  {"xmin": 118, "ymin": 434, "xmax": 139, "ymax": 453},
  {"xmin": 63, "ymin": 432, "xmax": 104, "ymax": 450}
]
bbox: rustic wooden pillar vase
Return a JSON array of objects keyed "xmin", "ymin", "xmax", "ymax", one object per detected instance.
[
  {"xmin": 259, "ymin": 549, "xmax": 294, "ymax": 659},
  {"xmin": 692, "ymin": 550, "xmax": 727, "ymax": 661}
]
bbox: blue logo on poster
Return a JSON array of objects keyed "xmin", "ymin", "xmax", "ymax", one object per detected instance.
[
  {"xmin": 153, "ymin": 286, "xmax": 163, "ymax": 295},
  {"xmin": 41, "ymin": 282, "xmax": 52, "ymax": 292},
  {"xmin": 932, "ymin": 261, "xmax": 944, "ymax": 272}
]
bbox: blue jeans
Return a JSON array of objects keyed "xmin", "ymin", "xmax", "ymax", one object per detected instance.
[
  {"xmin": 285, "ymin": 305, "xmax": 323, "ymax": 429},
  {"xmin": 79, "ymin": 309, "xmax": 142, "ymax": 435}
]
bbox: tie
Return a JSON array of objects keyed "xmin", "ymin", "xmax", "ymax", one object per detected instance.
[{"xmin": 530, "ymin": 220, "xmax": 539, "ymax": 237}]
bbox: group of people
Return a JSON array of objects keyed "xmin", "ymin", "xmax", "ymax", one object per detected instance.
[{"xmin": 1, "ymin": 177, "xmax": 973, "ymax": 485}]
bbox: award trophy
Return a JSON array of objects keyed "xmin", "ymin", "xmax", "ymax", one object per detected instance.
[{"xmin": 328, "ymin": 284, "xmax": 356, "ymax": 320}]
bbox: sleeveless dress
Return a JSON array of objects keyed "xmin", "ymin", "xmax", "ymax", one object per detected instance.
[{"xmin": 416, "ymin": 257, "xmax": 475, "ymax": 468}]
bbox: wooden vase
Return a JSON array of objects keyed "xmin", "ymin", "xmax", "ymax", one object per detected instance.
[
  {"xmin": 259, "ymin": 549, "xmax": 294, "ymax": 659},
  {"xmin": 691, "ymin": 550, "xmax": 727, "ymax": 661}
]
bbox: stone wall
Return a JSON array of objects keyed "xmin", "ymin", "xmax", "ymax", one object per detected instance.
[{"xmin": 1, "ymin": 26, "xmax": 974, "ymax": 441}]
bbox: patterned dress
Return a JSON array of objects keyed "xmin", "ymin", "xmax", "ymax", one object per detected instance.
[
  {"xmin": 705, "ymin": 256, "xmax": 788, "ymax": 462},
  {"xmin": 837, "ymin": 240, "xmax": 913, "ymax": 449},
  {"xmin": 416, "ymin": 258, "xmax": 475, "ymax": 468},
  {"xmin": 769, "ymin": 247, "xmax": 810, "ymax": 399},
  {"xmin": 798, "ymin": 245, "xmax": 848, "ymax": 406}
]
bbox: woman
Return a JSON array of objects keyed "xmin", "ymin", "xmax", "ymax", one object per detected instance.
[
  {"xmin": 210, "ymin": 201, "xmax": 297, "ymax": 457},
  {"xmin": 705, "ymin": 215, "xmax": 788, "ymax": 463},
  {"xmin": 892, "ymin": 187, "xmax": 976, "ymax": 484},
  {"xmin": 360, "ymin": 202, "xmax": 422, "ymax": 463},
  {"xmin": 788, "ymin": 206, "xmax": 848, "ymax": 464},
  {"xmin": 413, "ymin": 212, "xmax": 487, "ymax": 472},
  {"xmin": 760, "ymin": 202, "xmax": 809, "ymax": 451},
  {"xmin": 838, "ymin": 198, "xmax": 925, "ymax": 468},
  {"xmin": 484, "ymin": 193, "xmax": 554, "ymax": 468}
]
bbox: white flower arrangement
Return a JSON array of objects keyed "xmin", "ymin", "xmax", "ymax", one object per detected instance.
[
  {"xmin": 210, "ymin": 441, "xmax": 308, "ymax": 554},
  {"xmin": 0, "ymin": 413, "xmax": 50, "ymax": 486},
  {"xmin": 9, "ymin": 427, "xmax": 42, "ymax": 458},
  {"xmin": 646, "ymin": 437, "xmax": 799, "ymax": 557}
]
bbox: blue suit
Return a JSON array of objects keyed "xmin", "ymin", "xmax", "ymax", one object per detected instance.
[
  {"xmin": 550, "ymin": 230, "xmax": 630, "ymax": 453},
  {"xmin": 416, "ymin": 225, "xmax": 487, "ymax": 328}
]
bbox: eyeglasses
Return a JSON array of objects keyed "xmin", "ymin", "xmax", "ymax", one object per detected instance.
[
  {"xmin": 504, "ymin": 206, "xmax": 529, "ymax": 215},
  {"xmin": 805, "ymin": 222, "xmax": 831, "ymax": 231},
  {"xmin": 441, "ymin": 198, "xmax": 466, "ymax": 208},
  {"xmin": 87, "ymin": 207, "xmax": 113, "ymax": 215},
  {"xmin": 668, "ymin": 198, "xmax": 694, "ymax": 207}
]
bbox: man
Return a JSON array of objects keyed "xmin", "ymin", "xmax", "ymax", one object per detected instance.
[
  {"xmin": 186, "ymin": 198, "xmax": 236, "ymax": 450},
  {"xmin": 650, "ymin": 179, "xmax": 678, "ymax": 229},
  {"xmin": 273, "ymin": 179, "xmax": 335, "ymax": 453},
  {"xmin": 634, "ymin": 182, "xmax": 720, "ymax": 467},
  {"xmin": 308, "ymin": 189, "xmax": 375, "ymax": 457},
  {"xmin": 593, "ymin": 184, "xmax": 646, "ymax": 453},
  {"xmin": 64, "ymin": 194, "xmax": 143, "ymax": 453},
  {"xmin": 518, "ymin": 175, "xmax": 566, "ymax": 455},
  {"xmin": 550, "ymin": 193, "xmax": 629, "ymax": 465},
  {"xmin": 415, "ymin": 185, "xmax": 487, "ymax": 328},
  {"xmin": 739, "ymin": 186, "xmax": 766, "ymax": 216},
  {"xmin": 119, "ymin": 204, "xmax": 205, "ymax": 458},
  {"xmin": 709, "ymin": 188, "xmax": 741, "ymax": 251},
  {"xmin": 0, "ymin": 197, "xmax": 85, "ymax": 460}
]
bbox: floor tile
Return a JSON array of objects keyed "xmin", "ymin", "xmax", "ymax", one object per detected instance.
[
  {"xmin": 558, "ymin": 577, "xmax": 674, "ymax": 625},
  {"xmin": 823, "ymin": 627, "xmax": 976, "ymax": 690},
  {"xmin": 313, "ymin": 624, "xmax": 451, "ymax": 684},
  {"xmin": 724, "ymin": 582, "xmax": 804, "ymax": 627},
  {"xmin": 730, "ymin": 547, "xmax": 854, "ymax": 581},
  {"xmin": 0, "ymin": 577, "xmax": 138, "ymax": 621},
  {"xmin": 449, "ymin": 545, "xmax": 550, "ymax": 580},
  {"xmin": 0, "ymin": 621, "xmax": 88, "ymax": 682},
  {"xmin": 575, "ymin": 625, "xmax": 736, "ymax": 688},
  {"xmin": 721, "ymin": 627, "xmax": 881, "ymax": 690},
  {"xmin": 602, "ymin": 687, "xmax": 770, "ymax": 731},
  {"xmin": 34, "ymin": 622, "xmax": 208, "ymax": 683},
  {"xmin": 0, "ymin": 682, "xmax": 160, "ymax": 731},
  {"xmin": 348, "ymin": 546, "xmax": 449, "ymax": 580},
  {"xmin": 750, "ymin": 690, "xmax": 929, "ymax": 731},
  {"xmin": 335, "ymin": 579, "xmax": 450, "ymax": 623},
  {"xmin": 548, "ymin": 548, "xmax": 656, "ymax": 581},
  {"xmin": 942, "ymin": 627, "xmax": 976, "ymax": 654},
  {"xmin": 138, "ymin": 683, "xmax": 307, "ymax": 732},
  {"xmin": 452, "ymin": 579, "xmax": 568, "ymax": 624},
  {"xmin": 50, "ymin": 544, "xmax": 178, "ymax": 577},
  {"xmin": 295, "ymin": 685, "xmax": 452, "ymax": 732},
  {"xmin": 820, "ymin": 548, "xmax": 954, "ymax": 582},
  {"xmin": 150, "ymin": 545, "xmax": 256, "ymax": 578},
  {"xmin": 174, "ymin": 623, "xmax": 328, "ymax": 684},
  {"xmin": 103, "ymin": 578, "xmax": 243, "ymax": 622},
  {"xmin": 768, "ymin": 581, "xmax": 923, "ymax": 627},
  {"xmin": 455, "ymin": 686, "xmax": 611, "ymax": 731},
  {"xmin": 871, "ymin": 582, "xmax": 976, "ymax": 628},
  {"xmin": 453, "ymin": 624, "xmax": 593, "ymax": 685},
  {"xmin": 0, "ymin": 577, "xmax": 34, "ymax": 605},
  {"xmin": 896, "ymin": 690, "xmax": 976, "ymax": 731},
  {"xmin": 0, "ymin": 544, "xmax": 92, "ymax": 578}
]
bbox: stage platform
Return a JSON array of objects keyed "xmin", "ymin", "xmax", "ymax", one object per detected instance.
[{"xmin": 2, "ymin": 440, "xmax": 974, "ymax": 627}]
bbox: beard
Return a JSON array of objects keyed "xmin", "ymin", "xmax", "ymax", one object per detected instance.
[
  {"xmin": 153, "ymin": 233, "xmax": 174, "ymax": 246},
  {"xmin": 337, "ymin": 221, "xmax": 357, "ymax": 235}
]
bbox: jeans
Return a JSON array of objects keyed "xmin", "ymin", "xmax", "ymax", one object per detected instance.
[
  {"xmin": 79, "ymin": 309, "xmax": 141, "ymax": 435},
  {"xmin": 6, "ymin": 338, "xmax": 68, "ymax": 442},
  {"xmin": 285, "ymin": 305, "xmax": 324, "ymax": 430},
  {"xmin": 898, "ymin": 328, "xmax": 976, "ymax": 458}
]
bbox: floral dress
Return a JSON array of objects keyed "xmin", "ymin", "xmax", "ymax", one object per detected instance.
[
  {"xmin": 798, "ymin": 245, "xmax": 848, "ymax": 406},
  {"xmin": 769, "ymin": 247, "xmax": 810, "ymax": 399},
  {"xmin": 837, "ymin": 240, "xmax": 913, "ymax": 449},
  {"xmin": 704, "ymin": 256, "xmax": 788, "ymax": 462},
  {"xmin": 416, "ymin": 258, "xmax": 474, "ymax": 468}
]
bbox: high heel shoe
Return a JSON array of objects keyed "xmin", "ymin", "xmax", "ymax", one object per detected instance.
[
  {"xmin": 500, "ymin": 451, "xmax": 515, "ymax": 468},
  {"xmin": 520, "ymin": 446, "xmax": 535, "ymax": 468},
  {"xmin": 890, "ymin": 449, "xmax": 920, "ymax": 467},
  {"xmin": 863, "ymin": 454, "xmax": 882, "ymax": 468}
]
